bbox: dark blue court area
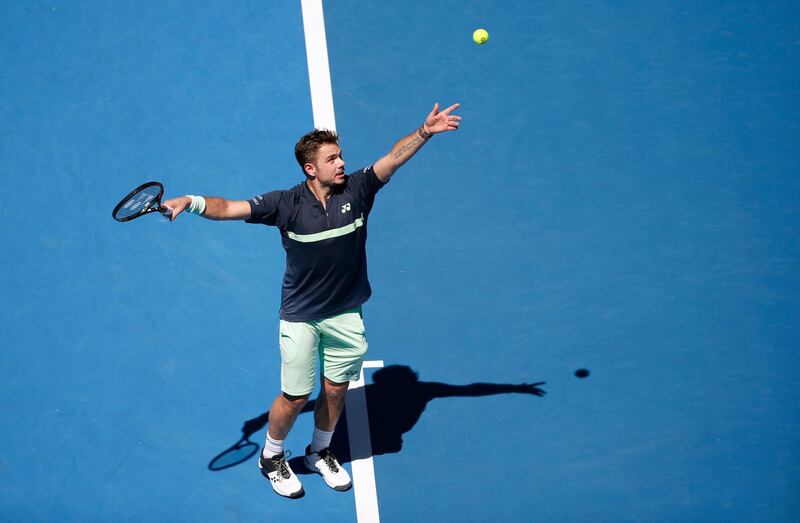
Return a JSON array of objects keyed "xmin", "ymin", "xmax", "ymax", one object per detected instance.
[{"xmin": 2, "ymin": 1, "xmax": 799, "ymax": 521}]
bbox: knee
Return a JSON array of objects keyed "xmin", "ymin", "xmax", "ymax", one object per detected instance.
[
  {"xmin": 281, "ymin": 392, "xmax": 310, "ymax": 412},
  {"xmin": 322, "ymin": 379, "xmax": 349, "ymax": 400}
]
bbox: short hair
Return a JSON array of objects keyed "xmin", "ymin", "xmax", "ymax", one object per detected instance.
[{"xmin": 294, "ymin": 129, "xmax": 339, "ymax": 174}]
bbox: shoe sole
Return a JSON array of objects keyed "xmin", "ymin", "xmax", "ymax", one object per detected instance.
[{"xmin": 304, "ymin": 458, "xmax": 353, "ymax": 492}]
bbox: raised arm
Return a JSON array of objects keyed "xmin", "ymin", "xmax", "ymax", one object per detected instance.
[
  {"xmin": 161, "ymin": 195, "xmax": 252, "ymax": 222},
  {"xmin": 373, "ymin": 102, "xmax": 461, "ymax": 183}
]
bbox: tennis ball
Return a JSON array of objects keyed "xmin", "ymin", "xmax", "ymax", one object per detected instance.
[{"xmin": 473, "ymin": 28, "xmax": 489, "ymax": 45}]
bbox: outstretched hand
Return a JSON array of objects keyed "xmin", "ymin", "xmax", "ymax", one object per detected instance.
[
  {"xmin": 423, "ymin": 102, "xmax": 461, "ymax": 134},
  {"xmin": 161, "ymin": 196, "xmax": 191, "ymax": 222}
]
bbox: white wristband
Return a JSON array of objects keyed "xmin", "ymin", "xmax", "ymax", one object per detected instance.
[{"xmin": 186, "ymin": 195, "xmax": 206, "ymax": 215}]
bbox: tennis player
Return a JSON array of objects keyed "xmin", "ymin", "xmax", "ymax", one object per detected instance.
[{"xmin": 163, "ymin": 102, "xmax": 461, "ymax": 498}]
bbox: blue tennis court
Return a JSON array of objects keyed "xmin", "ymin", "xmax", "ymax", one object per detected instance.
[{"xmin": 2, "ymin": 1, "xmax": 798, "ymax": 521}]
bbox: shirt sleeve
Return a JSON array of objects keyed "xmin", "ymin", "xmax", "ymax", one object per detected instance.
[
  {"xmin": 347, "ymin": 165, "xmax": 387, "ymax": 213},
  {"xmin": 245, "ymin": 190, "xmax": 284, "ymax": 226}
]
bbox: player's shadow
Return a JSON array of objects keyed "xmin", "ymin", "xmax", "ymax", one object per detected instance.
[{"xmin": 207, "ymin": 364, "xmax": 545, "ymax": 471}]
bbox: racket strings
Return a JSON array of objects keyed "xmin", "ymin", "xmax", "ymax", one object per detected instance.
[{"xmin": 115, "ymin": 185, "xmax": 161, "ymax": 219}]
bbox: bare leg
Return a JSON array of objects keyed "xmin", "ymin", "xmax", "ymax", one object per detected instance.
[
  {"xmin": 267, "ymin": 392, "xmax": 310, "ymax": 440},
  {"xmin": 313, "ymin": 377, "xmax": 350, "ymax": 431}
]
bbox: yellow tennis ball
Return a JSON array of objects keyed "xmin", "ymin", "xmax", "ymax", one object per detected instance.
[{"xmin": 473, "ymin": 28, "xmax": 489, "ymax": 45}]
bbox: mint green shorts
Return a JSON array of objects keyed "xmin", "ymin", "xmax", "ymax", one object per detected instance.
[{"xmin": 278, "ymin": 306, "xmax": 368, "ymax": 396}]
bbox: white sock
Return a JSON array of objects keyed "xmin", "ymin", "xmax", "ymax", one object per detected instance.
[
  {"xmin": 262, "ymin": 433, "xmax": 284, "ymax": 459},
  {"xmin": 310, "ymin": 426, "xmax": 334, "ymax": 453}
]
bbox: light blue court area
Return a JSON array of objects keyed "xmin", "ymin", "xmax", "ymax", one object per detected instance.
[{"xmin": 2, "ymin": 1, "xmax": 799, "ymax": 521}]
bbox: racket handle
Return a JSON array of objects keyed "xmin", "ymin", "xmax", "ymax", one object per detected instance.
[{"xmin": 161, "ymin": 205, "xmax": 174, "ymax": 219}]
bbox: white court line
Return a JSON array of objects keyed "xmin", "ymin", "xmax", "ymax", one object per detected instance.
[
  {"xmin": 300, "ymin": 2, "xmax": 381, "ymax": 521},
  {"xmin": 301, "ymin": 0, "xmax": 337, "ymax": 131},
  {"xmin": 346, "ymin": 360, "xmax": 383, "ymax": 523}
]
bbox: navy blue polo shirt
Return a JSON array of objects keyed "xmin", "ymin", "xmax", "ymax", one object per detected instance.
[{"xmin": 245, "ymin": 165, "xmax": 387, "ymax": 321}]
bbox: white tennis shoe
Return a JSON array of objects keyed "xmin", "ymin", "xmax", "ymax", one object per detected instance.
[
  {"xmin": 259, "ymin": 451, "xmax": 304, "ymax": 499},
  {"xmin": 304, "ymin": 446, "xmax": 352, "ymax": 491}
]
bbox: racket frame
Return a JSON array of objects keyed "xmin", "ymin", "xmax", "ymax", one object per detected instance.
[{"xmin": 112, "ymin": 181, "xmax": 166, "ymax": 222}]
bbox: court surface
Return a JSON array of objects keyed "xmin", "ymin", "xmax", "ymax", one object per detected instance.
[{"xmin": 1, "ymin": 1, "xmax": 799, "ymax": 521}]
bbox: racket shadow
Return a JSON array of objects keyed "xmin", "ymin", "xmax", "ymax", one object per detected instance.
[
  {"xmin": 207, "ymin": 406, "xmax": 314, "ymax": 471},
  {"xmin": 208, "ymin": 365, "xmax": 545, "ymax": 472}
]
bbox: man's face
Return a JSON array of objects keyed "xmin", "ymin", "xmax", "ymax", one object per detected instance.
[{"xmin": 306, "ymin": 143, "xmax": 345, "ymax": 186}]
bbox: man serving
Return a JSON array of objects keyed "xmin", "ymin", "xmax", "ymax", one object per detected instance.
[{"xmin": 163, "ymin": 102, "xmax": 461, "ymax": 498}]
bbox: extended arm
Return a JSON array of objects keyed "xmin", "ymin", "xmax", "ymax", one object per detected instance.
[
  {"xmin": 424, "ymin": 381, "xmax": 547, "ymax": 399},
  {"xmin": 373, "ymin": 102, "xmax": 461, "ymax": 183},
  {"xmin": 161, "ymin": 195, "xmax": 252, "ymax": 222}
]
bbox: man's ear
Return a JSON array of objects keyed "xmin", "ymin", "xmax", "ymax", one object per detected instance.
[{"xmin": 304, "ymin": 162, "xmax": 316, "ymax": 177}]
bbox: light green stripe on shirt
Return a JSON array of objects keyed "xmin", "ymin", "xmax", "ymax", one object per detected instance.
[{"xmin": 285, "ymin": 214, "xmax": 365, "ymax": 243}]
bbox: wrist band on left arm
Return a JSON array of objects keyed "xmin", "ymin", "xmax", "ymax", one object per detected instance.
[{"xmin": 418, "ymin": 125, "xmax": 432, "ymax": 140}]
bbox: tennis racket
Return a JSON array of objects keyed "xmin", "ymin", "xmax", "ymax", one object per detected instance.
[{"xmin": 112, "ymin": 181, "xmax": 174, "ymax": 222}]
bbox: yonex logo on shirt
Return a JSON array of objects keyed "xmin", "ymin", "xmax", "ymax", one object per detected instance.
[{"xmin": 244, "ymin": 165, "xmax": 386, "ymax": 321}]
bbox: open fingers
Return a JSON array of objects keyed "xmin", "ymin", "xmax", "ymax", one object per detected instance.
[
  {"xmin": 441, "ymin": 102, "xmax": 460, "ymax": 115},
  {"xmin": 427, "ymin": 102, "xmax": 440, "ymax": 119},
  {"xmin": 442, "ymin": 114, "xmax": 461, "ymax": 130}
]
